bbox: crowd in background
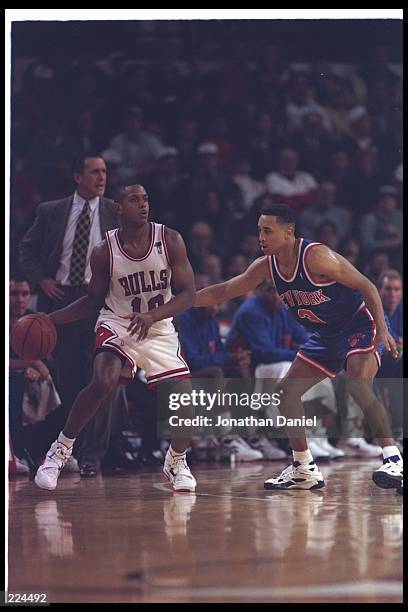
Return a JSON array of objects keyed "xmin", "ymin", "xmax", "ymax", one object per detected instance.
[{"xmin": 9, "ymin": 30, "xmax": 403, "ymax": 473}]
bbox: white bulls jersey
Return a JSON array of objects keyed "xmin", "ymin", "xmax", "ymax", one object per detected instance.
[{"xmin": 100, "ymin": 223, "xmax": 174, "ymax": 334}]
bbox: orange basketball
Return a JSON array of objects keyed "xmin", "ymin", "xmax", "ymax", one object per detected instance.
[{"xmin": 10, "ymin": 313, "xmax": 57, "ymax": 360}]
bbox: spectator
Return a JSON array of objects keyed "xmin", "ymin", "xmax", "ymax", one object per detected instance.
[
  {"xmin": 233, "ymin": 158, "xmax": 266, "ymax": 212},
  {"xmin": 174, "ymin": 117, "xmax": 199, "ymax": 174},
  {"xmin": 103, "ymin": 106, "xmax": 163, "ymax": 183},
  {"xmin": 339, "ymin": 236, "xmax": 361, "ymax": 269},
  {"xmin": 248, "ymin": 111, "xmax": 285, "ymax": 181},
  {"xmin": 202, "ymin": 254, "xmax": 224, "ymax": 284},
  {"xmin": 290, "ymin": 109, "xmax": 332, "ymax": 180},
  {"xmin": 141, "ymin": 146, "xmax": 190, "ymax": 229},
  {"xmin": 9, "ymin": 274, "xmax": 77, "ymax": 470},
  {"xmin": 226, "ymin": 254, "xmax": 249, "ymax": 279},
  {"xmin": 341, "ymin": 149, "xmax": 382, "ymax": 216},
  {"xmin": 297, "ymin": 181, "xmax": 351, "ymax": 241},
  {"xmin": 285, "ymin": 70, "xmax": 331, "ymax": 132},
  {"xmin": 315, "ymin": 220, "xmax": 340, "ymax": 251},
  {"xmin": 189, "ymin": 142, "xmax": 243, "ymax": 216},
  {"xmin": 177, "ymin": 298, "xmax": 256, "ymax": 461},
  {"xmin": 187, "ymin": 221, "xmax": 225, "ymax": 273},
  {"xmin": 239, "ymin": 233, "xmax": 261, "ymax": 264},
  {"xmin": 360, "ymin": 186, "xmax": 403, "ymax": 268},
  {"xmin": 376, "ymin": 271, "xmax": 403, "ymax": 440},
  {"xmin": 363, "ymin": 251, "xmax": 391, "ymax": 285},
  {"xmin": 265, "ymin": 147, "xmax": 317, "ymax": 214}
]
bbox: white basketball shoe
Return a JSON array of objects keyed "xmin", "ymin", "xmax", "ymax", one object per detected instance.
[
  {"xmin": 35, "ymin": 440, "xmax": 72, "ymax": 490},
  {"xmin": 163, "ymin": 449, "xmax": 197, "ymax": 492},
  {"xmin": 264, "ymin": 460, "xmax": 325, "ymax": 490}
]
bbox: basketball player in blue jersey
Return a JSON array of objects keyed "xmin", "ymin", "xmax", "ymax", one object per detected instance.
[
  {"xmin": 35, "ymin": 184, "xmax": 197, "ymax": 493},
  {"xmin": 196, "ymin": 203, "xmax": 403, "ymax": 492}
]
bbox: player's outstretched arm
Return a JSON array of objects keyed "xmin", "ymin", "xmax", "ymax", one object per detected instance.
[
  {"xmin": 195, "ymin": 257, "xmax": 269, "ymax": 307},
  {"xmin": 48, "ymin": 242, "xmax": 110, "ymax": 325},
  {"xmin": 306, "ymin": 244, "xmax": 399, "ymax": 358}
]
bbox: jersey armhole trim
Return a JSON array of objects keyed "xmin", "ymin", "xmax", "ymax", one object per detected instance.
[
  {"xmin": 105, "ymin": 230, "xmax": 114, "ymax": 277},
  {"xmin": 161, "ymin": 224, "xmax": 171, "ymax": 266},
  {"xmin": 303, "ymin": 242, "xmax": 337, "ymax": 287}
]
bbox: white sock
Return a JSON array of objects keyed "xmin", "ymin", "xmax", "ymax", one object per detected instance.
[
  {"xmin": 58, "ymin": 432, "xmax": 76, "ymax": 449},
  {"xmin": 293, "ymin": 449, "xmax": 314, "ymax": 464},
  {"xmin": 382, "ymin": 445, "xmax": 402, "ymax": 462}
]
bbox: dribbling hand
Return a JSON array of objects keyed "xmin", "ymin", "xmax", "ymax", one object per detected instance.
[
  {"xmin": 375, "ymin": 328, "xmax": 399, "ymax": 360},
  {"xmin": 125, "ymin": 312, "xmax": 155, "ymax": 341}
]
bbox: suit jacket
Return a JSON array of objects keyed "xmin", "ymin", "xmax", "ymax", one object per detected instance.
[{"xmin": 19, "ymin": 195, "xmax": 119, "ymax": 288}]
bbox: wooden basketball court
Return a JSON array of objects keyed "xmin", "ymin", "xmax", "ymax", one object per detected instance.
[{"xmin": 8, "ymin": 459, "xmax": 403, "ymax": 603}]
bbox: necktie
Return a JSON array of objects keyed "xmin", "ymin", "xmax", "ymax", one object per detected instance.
[{"xmin": 69, "ymin": 201, "xmax": 91, "ymax": 286}]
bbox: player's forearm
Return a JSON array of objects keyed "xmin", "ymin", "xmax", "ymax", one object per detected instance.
[
  {"xmin": 9, "ymin": 358, "xmax": 37, "ymax": 370},
  {"xmin": 195, "ymin": 282, "xmax": 233, "ymax": 307},
  {"xmin": 359, "ymin": 281, "xmax": 388, "ymax": 332},
  {"xmin": 49, "ymin": 295, "xmax": 102, "ymax": 325},
  {"xmin": 151, "ymin": 289, "xmax": 196, "ymax": 323}
]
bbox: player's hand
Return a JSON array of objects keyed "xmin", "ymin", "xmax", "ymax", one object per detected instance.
[
  {"xmin": 31, "ymin": 360, "xmax": 50, "ymax": 381},
  {"xmin": 39, "ymin": 278, "xmax": 65, "ymax": 301},
  {"xmin": 125, "ymin": 312, "xmax": 154, "ymax": 341},
  {"xmin": 375, "ymin": 328, "xmax": 399, "ymax": 359},
  {"xmin": 24, "ymin": 367, "xmax": 41, "ymax": 381}
]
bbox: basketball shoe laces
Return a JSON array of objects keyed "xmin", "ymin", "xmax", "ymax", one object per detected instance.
[
  {"xmin": 168, "ymin": 454, "xmax": 194, "ymax": 482},
  {"xmin": 47, "ymin": 442, "xmax": 72, "ymax": 472}
]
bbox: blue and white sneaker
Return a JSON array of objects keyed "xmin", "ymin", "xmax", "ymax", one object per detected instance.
[
  {"xmin": 372, "ymin": 455, "xmax": 403, "ymax": 490},
  {"xmin": 264, "ymin": 460, "xmax": 325, "ymax": 490}
]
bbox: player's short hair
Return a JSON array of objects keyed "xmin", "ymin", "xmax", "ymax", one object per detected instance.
[
  {"xmin": 260, "ymin": 203, "xmax": 296, "ymax": 226},
  {"xmin": 72, "ymin": 152, "xmax": 104, "ymax": 175},
  {"xmin": 114, "ymin": 184, "xmax": 146, "ymax": 203},
  {"xmin": 377, "ymin": 269, "xmax": 402, "ymax": 288}
]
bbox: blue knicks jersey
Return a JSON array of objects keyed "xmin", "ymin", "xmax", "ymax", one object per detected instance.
[{"xmin": 268, "ymin": 239, "xmax": 364, "ymax": 335}]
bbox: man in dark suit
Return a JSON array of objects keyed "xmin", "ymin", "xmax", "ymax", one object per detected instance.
[{"xmin": 19, "ymin": 153, "xmax": 126, "ymax": 476}]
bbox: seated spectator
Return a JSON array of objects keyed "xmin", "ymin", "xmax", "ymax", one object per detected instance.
[
  {"xmin": 187, "ymin": 221, "xmax": 226, "ymax": 273},
  {"xmin": 9, "ymin": 274, "xmax": 77, "ymax": 471},
  {"xmin": 363, "ymin": 250, "xmax": 391, "ymax": 285},
  {"xmin": 360, "ymin": 185, "xmax": 403, "ymax": 269},
  {"xmin": 225, "ymin": 255, "xmax": 249, "ymax": 279},
  {"xmin": 289, "ymin": 109, "xmax": 332, "ymax": 180},
  {"xmin": 297, "ymin": 181, "xmax": 351, "ymax": 241},
  {"xmin": 189, "ymin": 142, "xmax": 243, "ymax": 216},
  {"xmin": 226, "ymin": 282, "xmax": 308, "ymax": 375},
  {"xmin": 265, "ymin": 147, "xmax": 317, "ymax": 215},
  {"xmin": 177, "ymin": 292, "xmax": 256, "ymax": 461},
  {"xmin": 233, "ymin": 158, "xmax": 266, "ymax": 212},
  {"xmin": 375, "ymin": 274, "xmax": 403, "ymax": 442},
  {"xmin": 141, "ymin": 146, "xmax": 190, "ymax": 229},
  {"xmin": 341, "ymin": 149, "xmax": 382, "ymax": 216},
  {"xmin": 285, "ymin": 70, "xmax": 331, "ymax": 132},
  {"xmin": 103, "ymin": 106, "xmax": 163, "ymax": 183},
  {"xmin": 202, "ymin": 254, "xmax": 224, "ymax": 285},
  {"xmin": 315, "ymin": 220, "xmax": 340, "ymax": 251},
  {"xmin": 239, "ymin": 233, "xmax": 262, "ymax": 264},
  {"xmin": 378, "ymin": 269, "xmax": 403, "ymax": 369},
  {"xmin": 248, "ymin": 110, "xmax": 285, "ymax": 180},
  {"xmin": 339, "ymin": 236, "xmax": 361, "ymax": 269}
]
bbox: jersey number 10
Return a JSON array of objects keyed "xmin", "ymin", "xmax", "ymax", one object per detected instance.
[{"xmin": 131, "ymin": 294, "xmax": 165, "ymax": 313}]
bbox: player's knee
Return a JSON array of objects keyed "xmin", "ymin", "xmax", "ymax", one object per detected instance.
[{"xmin": 91, "ymin": 371, "xmax": 119, "ymax": 397}]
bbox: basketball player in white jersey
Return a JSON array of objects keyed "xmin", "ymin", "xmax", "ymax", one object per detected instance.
[{"xmin": 35, "ymin": 184, "xmax": 197, "ymax": 492}]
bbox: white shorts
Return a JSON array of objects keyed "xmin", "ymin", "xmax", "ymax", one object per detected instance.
[{"xmin": 94, "ymin": 314, "xmax": 190, "ymax": 387}]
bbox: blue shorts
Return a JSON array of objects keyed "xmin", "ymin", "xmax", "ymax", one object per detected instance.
[{"xmin": 297, "ymin": 305, "xmax": 384, "ymax": 378}]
